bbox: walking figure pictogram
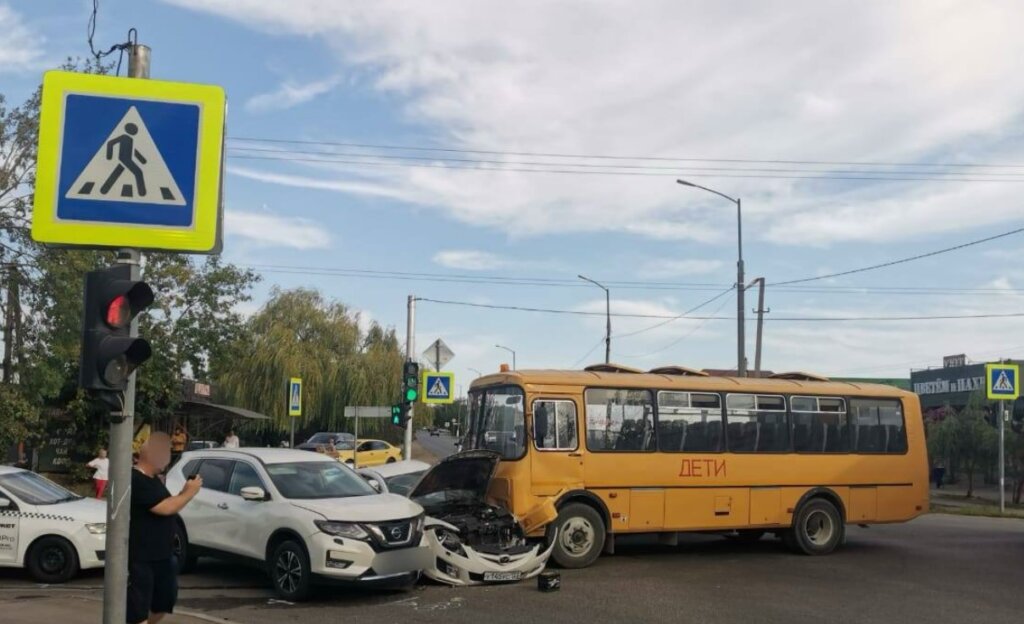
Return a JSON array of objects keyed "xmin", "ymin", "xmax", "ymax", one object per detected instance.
[{"xmin": 100, "ymin": 122, "xmax": 148, "ymax": 197}]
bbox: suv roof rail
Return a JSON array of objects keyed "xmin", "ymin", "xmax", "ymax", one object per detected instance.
[
  {"xmin": 648, "ymin": 365, "xmax": 709, "ymax": 377},
  {"xmin": 583, "ymin": 363, "xmax": 645, "ymax": 374},
  {"xmin": 769, "ymin": 371, "xmax": 831, "ymax": 382}
]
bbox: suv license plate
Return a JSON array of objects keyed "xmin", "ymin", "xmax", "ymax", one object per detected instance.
[{"xmin": 483, "ymin": 571, "xmax": 522, "ymax": 582}]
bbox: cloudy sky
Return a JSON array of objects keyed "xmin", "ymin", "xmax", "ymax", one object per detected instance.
[{"xmin": 6, "ymin": 0, "xmax": 1024, "ymax": 387}]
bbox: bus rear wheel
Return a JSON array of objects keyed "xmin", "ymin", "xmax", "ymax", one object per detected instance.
[
  {"xmin": 548, "ymin": 503, "xmax": 605, "ymax": 569},
  {"xmin": 785, "ymin": 498, "xmax": 844, "ymax": 555}
]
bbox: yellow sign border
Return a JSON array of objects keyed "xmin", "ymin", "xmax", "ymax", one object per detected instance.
[
  {"xmin": 422, "ymin": 371, "xmax": 455, "ymax": 404},
  {"xmin": 32, "ymin": 71, "xmax": 225, "ymax": 253},
  {"xmin": 288, "ymin": 377, "xmax": 303, "ymax": 417},
  {"xmin": 985, "ymin": 363, "xmax": 1019, "ymax": 401}
]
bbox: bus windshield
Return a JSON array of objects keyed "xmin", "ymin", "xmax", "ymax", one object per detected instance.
[{"xmin": 466, "ymin": 385, "xmax": 525, "ymax": 460}]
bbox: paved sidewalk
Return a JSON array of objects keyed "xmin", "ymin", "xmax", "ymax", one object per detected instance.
[{"xmin": 0, "ymin": 591, "xmax": 227, "ymax": 624}]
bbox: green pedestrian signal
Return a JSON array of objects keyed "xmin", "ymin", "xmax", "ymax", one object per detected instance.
[{"xmin": 405, "ymin": 387, "xmax": 418, "ymax": 402}]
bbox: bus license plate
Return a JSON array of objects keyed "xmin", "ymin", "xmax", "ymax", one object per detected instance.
[{"xmin": 483, "ymin": 571, "xmax": 522, "ymax": 582}]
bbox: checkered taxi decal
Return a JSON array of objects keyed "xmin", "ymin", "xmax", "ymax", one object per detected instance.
[{"xmin": 0, "ymin": 510, "xmax": 76, "ymax": 522}]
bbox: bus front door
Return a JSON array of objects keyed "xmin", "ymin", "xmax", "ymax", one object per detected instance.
[{"xmin": 529, "ymin": 398, "xmax": 584, "ymax": 497}]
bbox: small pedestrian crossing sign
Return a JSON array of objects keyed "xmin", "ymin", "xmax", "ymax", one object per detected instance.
[
  {"xmin": 32, "ymin": 71, "xmax": 225, "ymax": 253},
  {"xmin": 288, "ymin": 378, "xmax": 303, "ymax": 417},
  {"xmin": 986, "ymin": 363, "xmax": 1019, "ymax": 401},
  {"xmin": 422, "ymin": 372, "xmax": 455, "ymax": 404}
]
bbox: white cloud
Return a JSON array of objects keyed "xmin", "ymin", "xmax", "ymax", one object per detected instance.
[
  {"xmin": 227, "ymin": 165, "xmax": 416, "ymax": 202},
  {"xmin": 433, "ymin": 249, "xmax": 509, "ymax": 271},
  {"xmin": 640, "ymin": 259, "xmax": 724, "ymax": 278},
  {"xmin": 0, "ymin": 5, "xmax": 43, "ymax": 73},
  {"xmin": 245, "ymin": 76, "xmax": 341, "ymax": 112},
  {"xmin": 169, "ymin": 0, "xmax": 1024, "ymax": 245},
  {"xmin": 224, "ymin": 209, "xmax": 331, "ymax": 249}
]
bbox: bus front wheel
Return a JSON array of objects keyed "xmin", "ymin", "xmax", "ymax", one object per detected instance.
[
  {"xmin": 784, "ymin": 498, "xmax": 844, "ymax": 555},
  {"xmin": 548, "ymin": 503, "xmax": 605, "ymax": 569}
]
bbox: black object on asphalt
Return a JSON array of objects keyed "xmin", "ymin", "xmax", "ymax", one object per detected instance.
[{"xmin": 538, "ymin": 571, "xmax": 560, "ymax": 592}]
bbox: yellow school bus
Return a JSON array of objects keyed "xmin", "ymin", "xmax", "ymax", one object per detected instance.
[{"xmin": 464, "ymin": 365, "xmax": 929, "ymax": 568}]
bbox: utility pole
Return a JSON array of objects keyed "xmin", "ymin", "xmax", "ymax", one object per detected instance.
[
  {"xmin": 578, "ymin": 275, "xmax": 611, "ymax": 363},
  {"xmin": 676, "ymin": 179, "xmax": 746, "ymax": 376},
  {"xmin": 404, "ymin": 295, "xmax": 415, "ymax": 460},
  {"xmin": 748, "ymin": 278, "xmax": 768, "ymax": 377},
  {"xmin": 103, "ymin": 43, "xmax": 149, "ymax": 624}
]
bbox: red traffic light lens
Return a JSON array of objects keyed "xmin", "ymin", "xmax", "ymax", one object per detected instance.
[{"xmin": 106, "ymin": 295, "xmax": 130, "ymax": 328}]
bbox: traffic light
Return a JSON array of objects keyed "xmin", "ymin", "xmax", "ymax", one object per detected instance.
[
  {"xmin": 391, "ymin": 404, "xmax": 410, "ymax": 428},
  {"xmin": 79, "ymin": 264, "xmax": 154, "ymax": 409},
  {"xmin": 403, "ymin": 361, "xmax": 420, "ymax": 403}
]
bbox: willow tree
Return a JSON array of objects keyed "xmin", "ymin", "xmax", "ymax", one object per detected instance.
[{"xmin": 217, "ymin": 288, "xmax": 404, "ymax": 436}]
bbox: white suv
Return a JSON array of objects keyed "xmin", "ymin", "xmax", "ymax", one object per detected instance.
[{"xmin": 166, "ymin": 448, "xmax": 429, "ymax": 600}]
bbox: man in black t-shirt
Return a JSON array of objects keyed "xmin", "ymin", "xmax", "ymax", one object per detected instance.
[{"xmin": 128, "ymin": 432, "xmax": 202, "ymax": 624}]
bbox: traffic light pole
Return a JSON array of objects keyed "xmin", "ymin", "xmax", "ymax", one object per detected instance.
[
  {"xmin": 103, "ymin": 45, "xmax": 149, "ymax": 624},
  {"xmin": 404, "ymin": 295, "xmax": 416, "ymax": 460}
]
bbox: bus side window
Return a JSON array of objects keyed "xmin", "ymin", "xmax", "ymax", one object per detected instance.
[
  {"xmin": 726, "ymin": 394, "xmax": 789, "ymax": 453},
  {"xmin": 585, "ymin": 388, "xmax": 656, "ymax": 452},
  {"xmin": 533, "ymin": 400, "xmax": 578, "ymax": 451},
  {"xmin": 850, "ymin": 398, "xmax": 906, "ymax": 454}
]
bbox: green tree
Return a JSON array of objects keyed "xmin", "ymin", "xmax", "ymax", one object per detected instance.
[
  {"xmin": 218, "ymin": 288, "xmax": 406, "ymax": 440},
  {"xmin": 956, "ymin": 392, "xmax": 999, "ymax": 497},
  {"xmin": 0, "ymin": 384, "xmax": 41, "ymax": 458}
]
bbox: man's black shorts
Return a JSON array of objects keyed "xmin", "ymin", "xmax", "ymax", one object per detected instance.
[{"xmin": 127, "ymin": 558, "xmax": 178, "ymax": 624}]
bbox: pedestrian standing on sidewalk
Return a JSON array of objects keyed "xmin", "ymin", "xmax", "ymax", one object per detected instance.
[
  {"xmin": 935, "ymin": 460, "xmax": 946, "ymax": 489},
  {"xmin": 128, "ymin": 432, "xmax": 203, "ymax": 624},
  {"xmin": 86, "ymin": 448, "xmax": 109, "ymax": 499}
]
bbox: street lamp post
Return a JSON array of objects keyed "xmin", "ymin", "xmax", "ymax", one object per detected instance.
[
  {"xmin": 495, "ymin": 344, "xmax": 516, "ymax": 370},
  {"xmin": 578, "ymin": 274, "xmax": 611, "ymax": 364},
  {"xmin": 676, "ymin": 179, "xmax": 746, "ymax": 377}
]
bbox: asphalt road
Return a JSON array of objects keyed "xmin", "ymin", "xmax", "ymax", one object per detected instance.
[
  {"xmin": 3, "ymin": 513, "xmax": 1023, "ymax": 624},
  {"xmin": 415, "ymin": 429, "xmax": 460, "ymax": 460}
]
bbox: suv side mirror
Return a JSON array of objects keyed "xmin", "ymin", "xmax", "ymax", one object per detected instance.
[
  {"xmin": 0, "ymin": 497, "xmax": 10, "ymax": 509},
  {"xmin": 240, "ymin": 486, "xmax": 267, "ymax": 501},
  {"xmin": 367, "ymin": 479, "xmax": 383, "ymax": 493}
]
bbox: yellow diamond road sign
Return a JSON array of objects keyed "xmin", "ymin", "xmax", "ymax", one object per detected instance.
[
  {"xmin": 32, "ymin": 71, "xmax": 225, "ymax": 253},
  {"xmin": 986, "ymin": 363, "xmax": 1019, "ymax": 401}
]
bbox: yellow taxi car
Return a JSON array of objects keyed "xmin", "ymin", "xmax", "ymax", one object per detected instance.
[{"xmin": 335, "ymin": 439, "xmax": 402, "ymax": 467}]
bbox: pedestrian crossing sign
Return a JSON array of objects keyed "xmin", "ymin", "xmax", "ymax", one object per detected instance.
[
  {"xmin": 986, "ymin": 363, "xmax": 1019, "ymax": 401},
  {"xmin": 422, "ymin": 371, "xmax": 455, "ymax": 404},
  {"xmin": 288, "ymin": 378, "xmax": 303, "ymax": 417},
  {"xmin": 32, "ymin": 71, "xmax": 225, "ymax": 253}
]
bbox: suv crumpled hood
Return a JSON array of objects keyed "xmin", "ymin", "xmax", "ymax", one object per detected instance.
[{"xmin": 408, "ymin": 450, "xmax": 499, "ymax": 510}]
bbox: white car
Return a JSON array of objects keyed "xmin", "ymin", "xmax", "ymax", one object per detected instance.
[
  {"xmin": 0, "ymin": 465, "xmax": 107, "ymax": 583},
  {"xmin": 166, "ymin": 448, "xmax": 430, "ymax": 600},
  {"xmin": 359, "ymin": 451, "xmax": 555, "ymax": 586}
]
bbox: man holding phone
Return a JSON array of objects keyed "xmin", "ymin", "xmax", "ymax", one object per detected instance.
[{"xmin": 128, "ymin": 432, "xmax": 203, "ymax": 624}]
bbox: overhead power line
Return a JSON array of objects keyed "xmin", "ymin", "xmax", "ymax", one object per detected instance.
[
  {"xmin": 243, "ymin": 264, "xmax": 1024, "ymax": 296},
  {"xmin": 615, "ymin": 287, "xmax": 734, "ymax": 339},
  {"xmin": 227, "ymin": 153, "xmax": 1024, "ymax": 184},
  {"xmin": 773, "ymin": 225, "xmax": 1024, "ymax": 286},
  {"xmin": 620, "ymin": 291, "xmax": 737, "ymax": 359},
  {"xmin": 228, "ymin": 135, "xmax": 1024, "ymax": 170},
  {"xmin": 415, "ymin": 297, "xmax": 1024, "ymax": 322}
]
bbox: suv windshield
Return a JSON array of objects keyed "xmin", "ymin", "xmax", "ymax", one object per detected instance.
[
  {"xmin": 0, "ymin": 471, "xmax": 81, "ymax": 505},
  {"xmin": 265, "ymin": 461, "xmax": 375, "ymax": 499},
  {"xmin": 465, "ymin": 385, "xmax": 525, "ymax": 460}
]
